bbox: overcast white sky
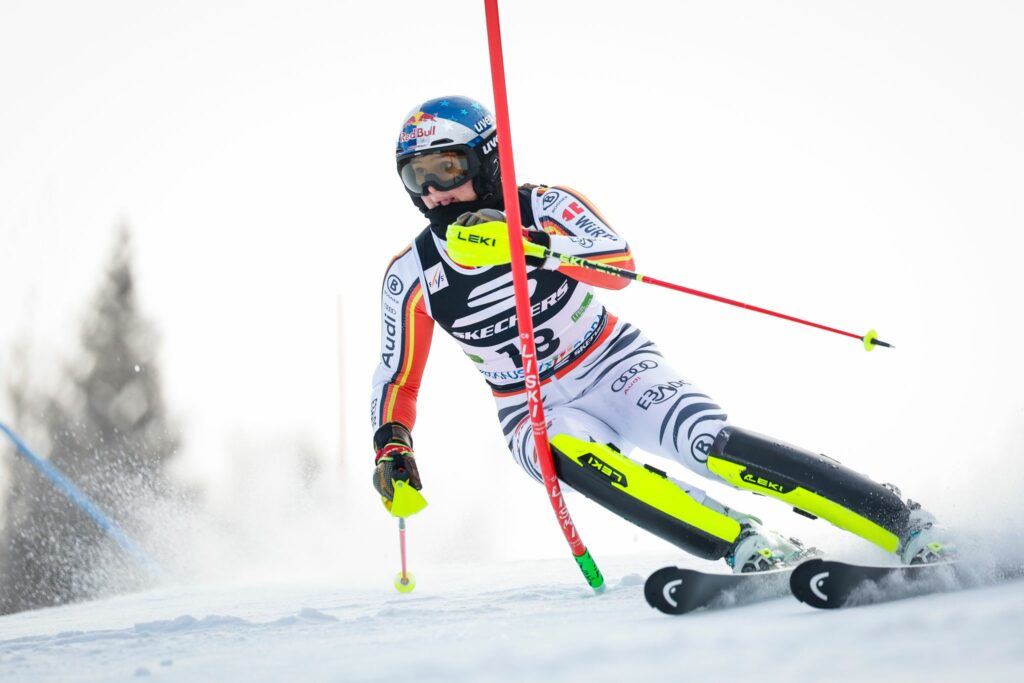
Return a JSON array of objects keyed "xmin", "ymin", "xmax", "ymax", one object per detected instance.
[{"xmin": 2, "ymin": 1, "xmax": 1022, "ymax": 562}]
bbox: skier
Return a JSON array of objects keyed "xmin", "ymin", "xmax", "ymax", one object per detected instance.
[{"xmin": 371, "ymin": 95, "xmax": 952, "ymax": 572}]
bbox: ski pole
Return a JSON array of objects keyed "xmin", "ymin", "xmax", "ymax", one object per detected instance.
[
  {"xmin": 387, "ymin": 479, "xmax": 426, "ymax": 593},
  {"xmin": 536, "ymin": 247, "xmax": 894, "ymax": 352},
  {"xmin": 393, "ymin": 517, "xmax": 416, "ymax": 593},
  {"xmin": 484, "ymin": 0, "xmax": 604, "ymax": 592}
]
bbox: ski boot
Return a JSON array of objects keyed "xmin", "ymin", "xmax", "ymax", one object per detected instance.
[
  {"xmin": 724, "ymin": 516, "xmax": 818, "ymax": 573},
  {"xmin": 897, "ymin": 499, "xmax": 957, "ymax": 565}
]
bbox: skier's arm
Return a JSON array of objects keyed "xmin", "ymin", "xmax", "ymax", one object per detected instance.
[
  {"xmin": 446, "ymin": 187, "xmax": 635, "ymax": 289},
  {"xmin": 370, "ymin": 247, "xmax": 434, "ymax": 439},
  {"xmin": 528, "ymin": 186, "xmax": 634, "ymax": 290}
]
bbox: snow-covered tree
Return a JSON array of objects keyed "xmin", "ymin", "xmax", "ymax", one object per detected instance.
[{"xmin": 0, "ymin": 225, "xmax": 180, "ymax": 614}]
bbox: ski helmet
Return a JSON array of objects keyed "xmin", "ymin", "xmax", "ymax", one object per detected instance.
[{"xmin": 395, "ymin": 96, "xmax": 501, "ymax": 215}]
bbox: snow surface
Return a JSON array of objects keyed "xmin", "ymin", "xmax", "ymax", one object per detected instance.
[{"xmin": 1, "ymin": 552, "xmax": 1022, "ymax": 683}]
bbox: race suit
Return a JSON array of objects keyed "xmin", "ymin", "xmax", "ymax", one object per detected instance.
[{"xmin": 370, "ymin": 185, "xmax": 730, "ymax": 501}]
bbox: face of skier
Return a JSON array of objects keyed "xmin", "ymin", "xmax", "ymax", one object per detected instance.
[
  {"xmin": 398, "ymin": 148, "xmax": 480, "ymax": 209},
  {"xmin": 420, "ymin": 180, "xmax": 478, "ymax": 209}
]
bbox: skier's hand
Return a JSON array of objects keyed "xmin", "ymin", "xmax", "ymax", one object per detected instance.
[
  {"xmin": 456, "ymin": 208, "xmax": 506, "ymax": 228},
  {"xmin": 373, "ymin": 444, "xmax": 422, "ymax": 512},
  {"xmin": 446, "ymin": 210, "xmax": 547, "ymax": 267}
]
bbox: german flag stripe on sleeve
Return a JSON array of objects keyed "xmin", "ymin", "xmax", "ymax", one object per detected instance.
[
  {"xmin": 379, "ymin": 282, "xmax": 433, "ymax": 428},
  {"xmin": 540, "ymin": 217, "xmax": 572, "ymax": 236}
]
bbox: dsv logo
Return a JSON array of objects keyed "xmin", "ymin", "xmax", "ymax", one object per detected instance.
[{"xmin": 611, "ymin": 360, "xmax": 658, "ymax": 392}]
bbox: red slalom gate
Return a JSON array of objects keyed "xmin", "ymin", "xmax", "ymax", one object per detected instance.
[{"xmin": 482, "ymin": 0, "xmax": 603, "ymax": 590}]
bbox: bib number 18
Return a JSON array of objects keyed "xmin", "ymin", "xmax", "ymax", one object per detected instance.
[{"xmin": 496, "ymin": 329, "xmax": 560, "ymax": 367}]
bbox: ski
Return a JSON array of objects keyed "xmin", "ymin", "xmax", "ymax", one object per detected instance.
[
  {"xmin": 644, "ymin": 565, "xmax": 793, "ymax": 615},
  {"xmin": 789, "ymin": 557, "xmax": 961, "ymax": 609}
]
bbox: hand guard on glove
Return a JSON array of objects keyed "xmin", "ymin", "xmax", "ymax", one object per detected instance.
[{"xmin": 445, "ymin": 209, "xmax": 550, "ymax": 267}]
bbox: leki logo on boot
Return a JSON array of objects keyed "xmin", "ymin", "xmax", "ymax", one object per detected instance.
[{"xmin": 741, "ymin": 468, "xmax": 793, "ymax": 494}]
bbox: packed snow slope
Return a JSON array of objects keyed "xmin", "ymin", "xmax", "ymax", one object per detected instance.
[{"xmin": 1, "ymin": 552, "xmax": 1022, "ymax": 683}]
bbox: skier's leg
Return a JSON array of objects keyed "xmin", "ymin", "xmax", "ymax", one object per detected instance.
[
  {"xmin": 565, "ymin": 325, "xmax": 949, "ymax": 562},
  {"xmin": 507, "ymin": 405, "xmax": 807, "ymax": 569},
  {"xmin": 708, "ymin": 427, "xmax": 954, "ymax": 562},
  {"xmin": 561, "ymin": 324, "xmax": 730, "ymax": 477},
  {"xmin": 706, "ymin": 427, "xmax": 907, "ymax": 551},
  {"xmin": 547, "ymin": 424, "xmax": 739, "ymax": 560}
]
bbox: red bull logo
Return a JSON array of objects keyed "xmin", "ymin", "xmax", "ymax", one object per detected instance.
[
  {"xmin": 398, "ymin": 125, "xmax": 435, "ymax": 144},
  {"xmin": 403, "ymin": 111, "xmax": 438, "ymax": 126},
  {"xmin": 400, "ymin": 111, "xmax": 438, "ymax": 144}
]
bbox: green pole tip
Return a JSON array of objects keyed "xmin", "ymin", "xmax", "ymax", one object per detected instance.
[{"xmin": 574, "ymin": 548, "xmax": 605, "ymax": 591}]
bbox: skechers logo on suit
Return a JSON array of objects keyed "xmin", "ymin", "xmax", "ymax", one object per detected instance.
[{"xmin": 453, "ymin": 278, "xmax": 569, "ymax": 341}]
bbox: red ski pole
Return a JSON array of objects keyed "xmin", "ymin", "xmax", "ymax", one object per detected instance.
[
  {"xmin": 483, "ymin": 0, "xmax": 604, "ymax": 591},
  {"xmin": 533, "ymin": 248, "xmax": 894, "ymax": 352},
  {"xmin": 393, "ymin": 517, "xmax": 416, "ymax": 593}
]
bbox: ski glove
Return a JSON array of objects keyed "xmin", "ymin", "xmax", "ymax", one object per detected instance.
[
  {"xmin": 446, "ymin": 209, "xmax": 550, "ymax": 267},
  {"xmin": 372, "ymin": 421, "xmax": 426, "ymax": 516},
  {"xmin": 374, "ymin": 444, "xmax": 421, "ymax": 502}
]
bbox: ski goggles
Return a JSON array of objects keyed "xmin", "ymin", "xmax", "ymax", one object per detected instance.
[{"xmin": 397, "ymin": 147, "xmax": 478, "ymax": 196}]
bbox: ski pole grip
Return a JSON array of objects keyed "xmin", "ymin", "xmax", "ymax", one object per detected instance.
[{"xmin": 574, "ymin": 548, "xmax": 605, "ymax": 592}]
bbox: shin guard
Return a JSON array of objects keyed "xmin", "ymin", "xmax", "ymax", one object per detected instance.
[
  {"xmin": 551, "ymin": 434, "xmax": 740, "ymax": 559},
  {"xmin": 708, "ymin": 427, "xmax": 910, "ymax": 552}
]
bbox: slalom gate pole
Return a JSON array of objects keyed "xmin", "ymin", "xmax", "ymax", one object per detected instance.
[
  {"xmin": 483, "ymin": 0, "xmax": 604, "ymax": 591},
  {"xmin": 541, "ymin": 248, "xmax": 894, "ymax": 351},
  {"xmin": 0, "ymin": 421, "xmax": 165, "ymax": 578}
]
